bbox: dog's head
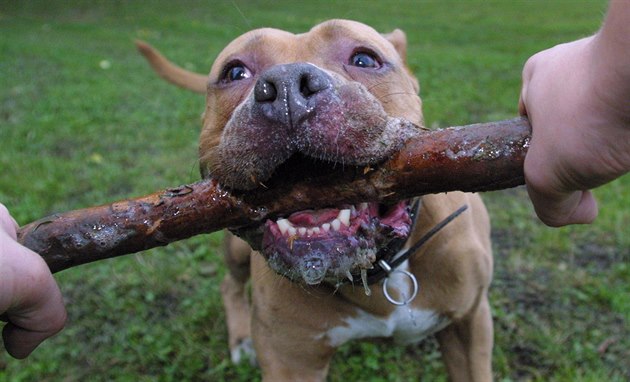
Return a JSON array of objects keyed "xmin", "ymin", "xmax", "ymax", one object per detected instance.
[{"xmin": 144, "ymin": 20, "xmax": 425, "ymax": 286}]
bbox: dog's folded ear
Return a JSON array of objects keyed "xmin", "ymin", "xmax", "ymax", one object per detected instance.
[
  {"xmin": 382, "ymin": 29, "xmax": 419, "ymax": 93},
  {"xmin": 382, "ymin": 29, "xmax": 409, "ymax": 63}
]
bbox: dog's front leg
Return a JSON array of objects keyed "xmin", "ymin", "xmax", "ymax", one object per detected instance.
[
  {"xmin": 436, "ymin": 295, "xmax": 493, "ymax": 382},
  {"xmin": 221, "ymin": 231, "xmax": 256, "ymax": 365}
]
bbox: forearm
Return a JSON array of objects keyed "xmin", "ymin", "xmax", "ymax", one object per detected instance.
[
  {"xmin": 592, "ymin": 0, "xmax": 630, "ymax": 111},
  {"xmin": 599, "ymin": 0, "xmax": 630, "ymax": 56}
]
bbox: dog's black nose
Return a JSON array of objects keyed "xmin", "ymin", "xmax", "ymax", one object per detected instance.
[{"xmin": 254, "ymin": 63, "xmax": 332, "ymax": 126}]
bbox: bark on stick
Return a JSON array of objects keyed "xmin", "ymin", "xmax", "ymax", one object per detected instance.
[{"xmin": 18, "ymin": 117, "xmax": 530, "ymax": 273}]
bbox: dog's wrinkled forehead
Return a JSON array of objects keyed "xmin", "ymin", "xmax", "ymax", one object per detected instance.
[{"xmin": 208, "ymin": 19, "xmax": 407, "ymax": 83}]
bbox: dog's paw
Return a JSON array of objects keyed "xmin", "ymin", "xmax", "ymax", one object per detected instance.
[{"xmin": 230, "ymin": 337, "xmax": 257, "ymax": 366}]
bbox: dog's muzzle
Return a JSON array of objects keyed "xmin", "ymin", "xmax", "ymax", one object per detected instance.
[{"xmin": 207, "ymin": 62, "xmax": 417, "ymax": 191}]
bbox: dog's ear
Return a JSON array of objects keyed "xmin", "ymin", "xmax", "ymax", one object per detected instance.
[
  {"xmin": 383, "ymin": 29, "xmax": 408, "ymax": 63},
  {"xmin": 382, "ymin": 29, "xmax": 419, "ymax": 93}
]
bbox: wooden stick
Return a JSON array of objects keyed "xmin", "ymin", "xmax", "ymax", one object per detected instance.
[{"xmin": 18, "ymin": 117, "xmax": 530, "ymax": 273}]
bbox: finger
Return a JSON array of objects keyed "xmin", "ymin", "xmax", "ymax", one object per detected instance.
[
  {"xmin": 518, "ymin": 92, "xmax": 528, "ymax": 117},
  {"xmin": 519, "ymin": 55, "xmax": 537, "ymax": 117},
  {"xmin": 0, "ymin": 203, "xmax": 19, "ymax": 240},
  {"xmin": 1, "ymin": 244, "xmax": 67, "ymax": 359},
  {"xmin": 518, "ymin": 69, "xmax": 529, "ymax": 117}
]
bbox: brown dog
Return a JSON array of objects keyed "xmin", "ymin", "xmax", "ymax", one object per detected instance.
[{"xmin": 137, "ymin": 19, "xmax": 493, "ymax": 381}]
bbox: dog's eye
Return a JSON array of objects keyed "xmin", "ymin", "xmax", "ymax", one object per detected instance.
[
  {"xmin": 350, "ymin": 51, "xmax": 381, "ymax": 69},
  {"xmin": 221, "ymin": 62, "xmax": 252, "ymax": 83}
]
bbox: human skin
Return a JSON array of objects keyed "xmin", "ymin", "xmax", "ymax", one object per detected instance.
[
  {"xmin": 0, "ymin": 203, "xmax": 67, "ymax": 359},
  {"xmin": 520, "ymin": 0, "xmax": 630, "ymax": 227}
]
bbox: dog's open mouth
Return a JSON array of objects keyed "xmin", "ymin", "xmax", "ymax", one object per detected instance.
[
  {"xmin": 223, "ymin": 150, "xmax": 419, "ymax": 287},
  {"xmin": 260, "ymin": 200, "xmax": 413, "ymax": 286}
]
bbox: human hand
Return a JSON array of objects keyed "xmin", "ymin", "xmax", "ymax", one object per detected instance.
[
  {"xmin": 519, "ymin": 35, "xmax": 630, "ymax": 226},
  {"xmin": 0, "ymin": 203, "xmax": 67, "ymax": 358}
]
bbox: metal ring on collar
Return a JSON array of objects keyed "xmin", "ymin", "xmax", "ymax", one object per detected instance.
[{"xmin": 379, "ymin": 260, "xmax": 419, "ymax": 306}]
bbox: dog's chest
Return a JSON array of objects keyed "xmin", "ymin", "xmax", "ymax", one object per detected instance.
[{"xmin": 319, "ymin": 263, "xmax": 451, "ymax": 347}]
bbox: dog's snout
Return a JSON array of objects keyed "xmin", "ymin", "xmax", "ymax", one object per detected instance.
[
  {"xmin": 254, "ymin": 63, "xmax": 331, "ymax": 125},
  {"xmin": 299, "ymin": 70, "xmax": 329, "ymax": 98},
  {"xmin": 254, "ymin": 80, "xmax": 277, "ymax": 103}
]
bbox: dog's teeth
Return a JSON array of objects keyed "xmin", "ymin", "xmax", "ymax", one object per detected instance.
[
  {"xmin": 346, "ymin": 271, "xmax": 354, "ymax": 282},
  {"xmin": 288, "ymin": 226, "xmax": 297, "ymax": 236},
  {"xmin": 322, "ymin": 223, "xmax": 331, "ymax": 232},
  {"xmin": 298, "ymin": 227, "xmax": 307, "ymax": 236},
  {"xmin": 311, "ymin": 227, "xmax": 320, "ymax": 235},
  {"xmin": 360, "ymin": 269, "xmax": 371, "ymax": 296},
  {"xmin": 307, "ymin": 228, "xmax": 314, "ymax": 236},
  {"xmin": 338, "ymin": 209, "xmax": 351, "ymax": 226},
  {"xmin": 277, "ymin": 219, "xmax": 292, "ymax": 235},
  {"xmin": 331, "ymin": 219, "xmax": 341, "ymax": 231},
  {"xmin": 359, "ymin": 203, "xmax": 369, "ymax": 211}
]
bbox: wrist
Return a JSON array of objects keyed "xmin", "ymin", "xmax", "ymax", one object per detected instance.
[{"xmin": 591, "ymin": 0, "xmax": 630, "ymax": 111}]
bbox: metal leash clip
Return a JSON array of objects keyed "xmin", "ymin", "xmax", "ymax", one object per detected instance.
[{"xmin": 379, "ymin": 259, "xmax": 419, "ymax": 306}]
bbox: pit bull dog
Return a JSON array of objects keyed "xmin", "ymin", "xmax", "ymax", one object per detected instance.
[{"xmin": 137, "ymin": 19, "xmax": 493, "ymax": 381}]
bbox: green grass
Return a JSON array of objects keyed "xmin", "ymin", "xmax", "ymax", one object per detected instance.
[{"xmin": 1, "ymin": 0, "xmax": 627, "ymax": 380}]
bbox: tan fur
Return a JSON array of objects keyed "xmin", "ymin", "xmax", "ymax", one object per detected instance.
[{"xmin": 138, "ymin": 20, "xmax": 493, "ymax": 381}]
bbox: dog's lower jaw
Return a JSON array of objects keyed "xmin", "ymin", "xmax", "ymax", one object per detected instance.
[{"xmin": 257, "ymin": 200, "xmax": 412, "ymax": 286}]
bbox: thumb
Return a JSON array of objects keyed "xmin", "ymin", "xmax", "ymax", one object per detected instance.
[
  {"xmin": 526, "ymin": 186, "xmax": 598, "ymax": 227},
  {"xmin": 2, "ymin": 321, "xmax": 63, "ymax": 359}
]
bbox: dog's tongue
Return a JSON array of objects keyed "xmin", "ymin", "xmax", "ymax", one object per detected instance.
[{"xmin": 287, "ymin": 208, "xmax": 339, "ymax": 227}]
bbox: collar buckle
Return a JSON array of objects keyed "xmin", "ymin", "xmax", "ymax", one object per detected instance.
[{"xmin": 379, "ymin": 259, "xmax": 419, "ymax": 306}]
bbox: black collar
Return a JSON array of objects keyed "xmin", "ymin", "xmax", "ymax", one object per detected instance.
[{"xmin": 364, "ymin": 203, "xmax": 469, "ymax": 285}]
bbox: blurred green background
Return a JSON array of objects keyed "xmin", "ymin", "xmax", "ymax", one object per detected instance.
[{"xmin": 1, "ymin": 1, "xmax": 628, "ymax": 381}]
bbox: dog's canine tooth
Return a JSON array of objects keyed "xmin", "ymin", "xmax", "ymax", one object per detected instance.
[
  {"xmin": 322, "ymin": 223, "xmax": 331, "ymax": 232},
  {"xmin": 331, "ymin": 219, "xmax": 341, "ymax": 231},
  {"xmin": 338, "ymin": 209, "xmax": 351, "ymax": 226},
  {"xmin": 288, "ymin": 226, "xmax": 297, "ymax": 236},
  {"xmin": 360, "ymin": 269, "xmax": 371, "ymax": 296},
  {"xmin": 298, "ymin": 227, "xmax": 307, "ymax": 236},
  {"xmin": 277, "ymin": 219, "xmax": 292, "ymax": 235},
  {"xmin": 346, "ymin": 271, "xmax": 354, "ymax": 282}
]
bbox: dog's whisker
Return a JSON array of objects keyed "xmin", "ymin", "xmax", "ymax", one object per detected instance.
[{"xmin": 380, "ymin": 90, "xmax": 418, "ymax": 101}]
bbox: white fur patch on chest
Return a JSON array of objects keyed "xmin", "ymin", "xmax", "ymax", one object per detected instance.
[
  {"xmin": 320, "ymin": 262, "xmax": 451, "ymax": 347},
  {"xmin": 322, "ymin": 305, "xmax": 449, "ymax": 347}
]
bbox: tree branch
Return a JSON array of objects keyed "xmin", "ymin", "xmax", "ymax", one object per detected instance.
[{"xmin": 18, "ymin": 117, "xmax": 530, "ymax": 273}]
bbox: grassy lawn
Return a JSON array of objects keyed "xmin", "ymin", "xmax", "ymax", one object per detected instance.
[{"xmin": 1, "ymin": 0, "xmax": 628, "ymax": 381}]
